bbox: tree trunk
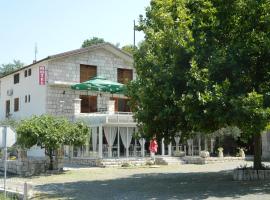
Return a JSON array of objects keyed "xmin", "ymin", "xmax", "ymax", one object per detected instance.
[
  {"xmin": 253, "ymin": 132, "xmax": 262, "ymax": 170},
  {"xmin": 49, "ymin": 148, "xmax": 53, "ymax": 170}
]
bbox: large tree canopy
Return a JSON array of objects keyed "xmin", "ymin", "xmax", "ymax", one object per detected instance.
[{"xmin": 128, "ymin": 0, "xmax": 270, "ymax": 169}]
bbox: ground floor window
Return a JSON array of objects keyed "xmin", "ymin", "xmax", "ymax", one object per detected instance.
[
  {"xmin": 80, "ymin": 95, "xmax": 97, "ymax": 113},
  {"xmin": 112, "ymin": 98, "xmax": 130, "ymax": 112}
]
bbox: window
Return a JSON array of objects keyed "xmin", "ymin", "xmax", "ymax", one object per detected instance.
[
  {"xmin": 117, "ymin": 68, "xmax": 133, "ymax": 84},
  {"xmin": 25, "ymin": 95, "xmax": 27, "ymax": 103},
  {"xmin": 24, "ymin": 70, "xmax": 27, "ymax": 77},
  {"xmin": 80, "ymin": 95, "xmax": 97, "ymax": 113},
  {"xmin": 14, "ymin": 73, "xmax": 20, "ymax": 84},
  {"xmin": 28, "ymin": 94, "xmax": 31, "ymax": 102},
  {"xmin": 14, "ymin": 98, "xmax": 19, "ymax": 112},
  {"xmin": 5, "ymin": 100, "xmax": 10, "ymax": 117},
  {"xmin": 28, "ymin": 69, "xmax": 31, "ymax": 76},
  {"xmin": 80, "ymin": 64, "xmax": 97, "ymax": 83},
  {"xmin": 113, "ymin": 98, "xmax": 130, "ymax": 112}
]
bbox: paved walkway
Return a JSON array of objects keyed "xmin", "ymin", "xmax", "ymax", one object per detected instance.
[{"xmin": 18, "ymin": 161, "xmax": 270, "ymax": 199}]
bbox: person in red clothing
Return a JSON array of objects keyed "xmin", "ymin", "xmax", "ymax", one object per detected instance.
[{"xmin": 149, "ymin": 136, "xmax": 158, "ymax": 162}]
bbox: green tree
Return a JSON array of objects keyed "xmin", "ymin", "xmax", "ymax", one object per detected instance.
[
  {"xmin": 129, "ymin": 0, "xmax": 270, "ymax": 169},
  {"xmin": 16, "ymin": 115, "xmax": 89, "ymax": 170},
  {"xmin": 0, "ymin": 60, "xmax": 24, "ymax": 77},
  {"xmin": 127, "ymin": 0, "xmax": 196, "ymax": 142},
  {"xmin": 121, "ymin": 44, "xmax": 136, "ymax": 55},
  {"xmin": 81, "ymin": 37, "xmax": 105, "ymax": 48}
]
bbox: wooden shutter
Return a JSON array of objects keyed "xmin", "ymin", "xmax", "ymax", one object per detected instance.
[
  {"xmin": 117, "ymin": 68, "xmax": 133, "ymax": 84},
  {"xmin": 80, "ymin": 65, "xmax": 97, "ymax": 83},
  {"xmin": 6, "ymin": 100, "xmax": 10, "ymax": 117}
]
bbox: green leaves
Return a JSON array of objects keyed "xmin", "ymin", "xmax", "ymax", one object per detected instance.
[
  {"xmin": 16, "ymin": 115, "xmax": 89, "ymax": 153},
  {"xmin": 81, "ymin": 37, "xmax": 105, "ymax": 48}
]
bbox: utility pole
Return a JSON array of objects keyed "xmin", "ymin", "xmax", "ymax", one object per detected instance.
[
  {"xmin": 133, "ymin": 20, "xmax": 136, "ymax": 49},
  {"xmin": 34, "ymin": 43, "xmax": 38, "ymax": 62}
]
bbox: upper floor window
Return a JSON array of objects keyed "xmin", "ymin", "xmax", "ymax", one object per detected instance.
[
  {"xmin": 80, "ymin": 64, "xmax": 97, "ymax": 83},
  {"xmin": 117, "ymin": 68, "xmax": 133, "ymax": 84},
  {"xmin": 14, "ymin": 97, "xmax": 19, "ymax": 112},
  {"xmin": 24, "ymin": 68, "xmax": 32, "ymax": 77},
  {"xmin": 28, "ymin": 69, "xmax": 32, "ymax": 76},
  {"xmin": 14, "ymin": 73, "xmax": 20, "ymax": 84}
]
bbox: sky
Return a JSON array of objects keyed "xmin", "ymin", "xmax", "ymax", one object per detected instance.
[{"xmin": 0, "ymin": 0, "xmax": 150, "ymax": 65}]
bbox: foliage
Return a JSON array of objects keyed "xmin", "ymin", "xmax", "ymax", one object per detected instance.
[
  {"xmin": 0, "ymin": 60, "xmax": 24, "ymax": 77},
  {"xmin": 0, "ymin": 119, "xmax": 18, "ymax": 129},
  {"xmin": 121, "ymin": 44, "xmax": 136, "ymax": 55},
  {"xmin": 128, "ymin": 0, "xmax": 270, "ymax": 169},
  {"xmin": 81, "ymin": 37, "xmax": 105, "ymax": 48},
  {"xmin": 16, "ymin": 115, "xmax": 89, "ymax": 169}
]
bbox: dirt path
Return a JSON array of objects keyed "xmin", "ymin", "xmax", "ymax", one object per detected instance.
[{"xmin": 19, "ymin": 161, "xmax": 270, "ymax": 199}]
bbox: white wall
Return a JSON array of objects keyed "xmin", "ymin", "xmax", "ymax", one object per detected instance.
[{"xmin": 0, "ymin": 61, "xmax": 48, "ymax": 120}]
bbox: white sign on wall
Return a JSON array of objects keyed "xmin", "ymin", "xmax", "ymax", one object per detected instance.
[{"xmin": 0, "ymin": 126, "xmax": 17, "ymax": 148}]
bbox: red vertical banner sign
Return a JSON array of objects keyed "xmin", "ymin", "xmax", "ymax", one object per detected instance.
[{"xmin": 39, "ymin": 66, "xmax": 46, "ymax": 85}]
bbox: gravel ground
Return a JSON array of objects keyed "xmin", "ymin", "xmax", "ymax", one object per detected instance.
[{"xmin": 18, "ymin": 161, "xmax": 270, "ymax": 200}]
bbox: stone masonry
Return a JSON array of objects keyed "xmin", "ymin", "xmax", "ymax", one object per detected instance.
[{"xmin": 46, "ymin": 47, "xmax": 134, "ymax": 117}]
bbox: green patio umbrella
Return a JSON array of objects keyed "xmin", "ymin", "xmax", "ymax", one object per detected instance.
[{"xmin": 71, "ymin": 76, "xmax": 125, "ymax": 94}]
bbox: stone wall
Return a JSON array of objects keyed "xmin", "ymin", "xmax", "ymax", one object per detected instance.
[
  {"xmin": 65, "ymin": 157, "xmax": 100, "ymax": 167},
  {"xmin": 0, "ymin": 158, "xmax": 48, "ymax": 176},
  {"xmin": 0, "ymin": 156, "xmax": 64, "ymax": 176},
  {"xmin": 183, "ymin": 156, "xmax": 245, "ymax": 164},
  {"xmin": 46, "ymin": 47, "xmax": 134, "ymax": 116}
]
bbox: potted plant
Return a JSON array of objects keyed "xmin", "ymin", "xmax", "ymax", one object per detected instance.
[
  {"xmin": 217, "ymin": 147, "xmax": 224, "ymax": 158},
  {"xmin": 237, "ymin": 147, "xmax": 246, "ymax": 158}
]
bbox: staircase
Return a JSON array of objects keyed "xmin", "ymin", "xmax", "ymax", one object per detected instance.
[
  {"xmin": 98, "ymin": 157, "xmax": 149, "ymax": 168},
  {"xmin": 155, "ymin": 156, "xmax": 185, "ymax": 165}
]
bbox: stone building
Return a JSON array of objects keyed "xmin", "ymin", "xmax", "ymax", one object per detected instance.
[
  {"xmin": 0, "ymin": 43, "xmax": 134, "ymax": 120},
  {"xmin": 0, "ymin": 43, "xmax": 229, "ymax": 164}
]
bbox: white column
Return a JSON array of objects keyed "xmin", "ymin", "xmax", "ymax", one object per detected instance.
[
  {"xmin": 70, "ymin": 145, "xmax": 74, "ymax": 158},
  {"xmin": 168, "ymin": 142, "xmax": 172, "ymax": 156},
  {"xmin": 108, "ymin": 127, "xmax": 112, "ymax": 158},
  {"xmin": 85, "ymin": 134, "xmax": 90, "ymax": 157},
  {"xmin": 141, "ymin": 139, "xmax": 145, "ymax": 157},
  {"xmin": 126, "ymin": 127, "xmax": 129, "ymax": 157},
  {"xmin": 191, "ymin": 140, "xmax": 194, "ymax": 156},
  {"xmin": 117, "ymin": 127, "xmax": 120, "ymax": 158},
  {"xmin": 162, "ymin": 138, "xmax": 165, "ymax": 156},
  {"xmin": 98, "ymin": 125, "xmax": 103, "ymax": 158},
  {"xmin": 210, "ymin": 138, "xmax": 215, "ymax": 153},
  {"xmin": 134, "ymin": 139, "xmax": 137, "ymax": 157},
  {"xmin": 204, "ymin": 138, "xmax": 208, "ymax": 151},
  {"xmin": 73, "ymin": 98, "xmax": 82, "ymax": 115},
  {"xmin": 198, "ymin": 136, "xmax": 201, "ymax": 153}
]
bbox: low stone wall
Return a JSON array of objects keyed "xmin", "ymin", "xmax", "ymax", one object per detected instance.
[
  {"xmin": 0, "ymin": 156, "xmax": 64, "ymax": 176},
  {"xmin": 65, "ymin": 157, "xmax": 150, "ymax": 167},
  {"xmin": 64, "ymin": 157, "xmax": 100, "ymax": 167},
  {"xmin": 183, "ymin": 156, "xmax": 245, "ymax": 164},
  {"xmin": 233, "ymin": 169, "xmax": 270, "ymax": 180},
  {"xmin": 0, "ymin": 158, "xmax": 48, "ymax": 176}
]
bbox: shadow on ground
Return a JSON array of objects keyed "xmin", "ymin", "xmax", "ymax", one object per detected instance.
[{"xmin": 32, "ymin": 169, "xmax": 270, "ymax": 200}]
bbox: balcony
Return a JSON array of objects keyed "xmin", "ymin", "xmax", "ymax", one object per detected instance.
[{"xmin": 74, "ymin": 111, "xmax": 136, "ymax": 127}]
